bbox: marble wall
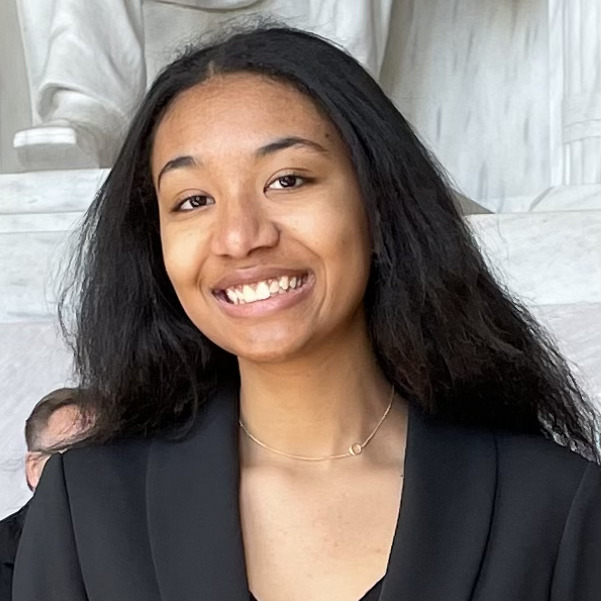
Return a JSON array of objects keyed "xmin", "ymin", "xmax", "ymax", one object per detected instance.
[{"xmin": 0, "ymin": 169, "xmax": 599, "ymax": 519}]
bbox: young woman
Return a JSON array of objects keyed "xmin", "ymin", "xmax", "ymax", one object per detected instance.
[{"xmin": 14, "ymin": 26, "xmax": 600, "ymax": 601}]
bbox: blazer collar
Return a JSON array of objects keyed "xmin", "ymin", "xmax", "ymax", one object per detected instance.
[
  {"xmin": 147, "ymin": 387, "xmax": 248, "ymax": 601},
  {"xmin": 147, "ymin": 392, "xmax": 497, "ymax": 601},
  {"xmin": 380, "ymin": 405, "xmax": 497, "ymax": 601}
]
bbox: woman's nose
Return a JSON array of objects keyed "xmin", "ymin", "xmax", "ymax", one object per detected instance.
[{"xmin": 210, "ymin": 195, "xmax": 280, "ymax": 258}]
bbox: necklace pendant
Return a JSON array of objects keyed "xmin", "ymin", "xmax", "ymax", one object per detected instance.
[{"xmin": 349, "ymin": 442, "xmax": 363, "ymax": 456}]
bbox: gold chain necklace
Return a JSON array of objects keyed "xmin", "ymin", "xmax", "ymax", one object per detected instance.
[{"xmin": 238, "ymin": 385, "xmax": 395, "ymax": 462}]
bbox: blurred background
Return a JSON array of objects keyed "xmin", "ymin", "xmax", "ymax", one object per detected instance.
[{"xmin": 0, "ymin": 0, "xmax": 599, "ymax": 518}]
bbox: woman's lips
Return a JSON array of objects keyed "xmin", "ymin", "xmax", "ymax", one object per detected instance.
[
  {"xmin": 213, "ymin": 273, "xmax": 314, "ymax": 317},
  {"xmin": 216, "ymin": 273, "xmax": 309, "ymax": 305}
]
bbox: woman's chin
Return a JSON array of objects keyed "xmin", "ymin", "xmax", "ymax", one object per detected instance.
[
  {"xmin": 226, "ymin": 330, "xmax": 312, "ymax": 366},
  {"xmin": 235, "ymin": 343, "xmax": 304, "ymax": 366}
]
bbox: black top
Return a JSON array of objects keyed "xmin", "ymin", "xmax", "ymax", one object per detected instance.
[
  {"xmin": 0, "ymin": 503, "xmax": 28, "ymax": 601},
  {"xmin": 250, "ymin": 577, "xmax": 383, "ymax": 600},
  {"xmin": 13, "ymin": 392, "xmax": 601, "ymax": 600},
  {"xmin": 357, "ymin": 579, "xmax": 383, "ymax": 601}
]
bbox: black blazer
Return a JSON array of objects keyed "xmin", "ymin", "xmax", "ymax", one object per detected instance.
[{"xmin": 13, "ymin": 391, "xmax": 600, "ymax": 601}]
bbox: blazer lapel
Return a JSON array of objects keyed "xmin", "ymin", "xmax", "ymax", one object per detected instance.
[
  {"xmin": 147, "ymin": 387, "xmax": 249, "ymax": 601},
  {"xmin": 380, "ymin": 406, "xmax": 497, "ymax": 601},
  {"xmin": 145, "ymin": 392, "xmax": 496, "ymax": 601}
]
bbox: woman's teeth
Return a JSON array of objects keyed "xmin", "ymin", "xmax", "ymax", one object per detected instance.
[{"xmin": 223, "ymin": 274, "xmax": 306, "ymax": 305}]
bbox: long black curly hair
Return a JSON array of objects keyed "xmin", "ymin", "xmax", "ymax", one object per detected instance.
[{"xmin": 59, "ymin": 24, "xmax": 599, "ymax": 459}]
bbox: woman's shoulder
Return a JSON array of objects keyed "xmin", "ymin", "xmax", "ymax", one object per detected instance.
[
  {"xmin": 64, "ymin": 433, "xmax": 153, "ymax": 461},
  {"xmin": 492, "ymin": 428, "xmax": 599, "ymax": 504},
  {"xmin": 58, "ymin": 392, "xmax": 235, "ymax": 489},
  {"xmin": 494, "ymin": 427, "xmax": 597, "ymax": 469},
  {"xmin": 59, "ymin": 435, "xmax": 155, "ymax": 495}
]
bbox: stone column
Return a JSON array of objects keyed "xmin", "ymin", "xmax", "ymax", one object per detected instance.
[
  {"xmin": 562, "ymin": 0, "xmax": 600, "ymax": 185},
  {"xmin": 535, "ymin": 0, "xmax": 600, "ymax": 210}
]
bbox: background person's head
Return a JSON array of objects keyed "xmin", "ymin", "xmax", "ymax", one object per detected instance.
[
  {"xmin": 24, "ymin": 388, "xmax": 91, "ymax": 490},
  {"xmin": 60, "ymin": 24, "xmax": 597, "ymax": 456}
]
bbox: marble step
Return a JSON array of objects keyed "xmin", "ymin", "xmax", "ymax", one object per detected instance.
[
  {"xmin": 0, "ymin": 169, "xmax": 108, "ymax": 215},
  {"xmin": 470, "ymin": 210, "xmax": 601, "ymax": 307}
]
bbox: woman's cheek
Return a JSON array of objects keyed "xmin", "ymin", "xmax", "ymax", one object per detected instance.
[{"xmin": 162, "ymin": 227, "xmax": 207, "ymax": 285}]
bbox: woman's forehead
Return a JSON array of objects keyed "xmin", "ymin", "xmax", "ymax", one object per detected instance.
[
  {"xmin": 161, "ymin": 75, "xmax": 333, "ymax": 134},
  {"xmin": 151, "ymin": 73, "xmax": 343, "ymax": 173}
]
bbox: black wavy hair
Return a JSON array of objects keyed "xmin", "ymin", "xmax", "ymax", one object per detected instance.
[{"xmin": 59, "ymin": 24, "xmax": 599, "ymax": 458}]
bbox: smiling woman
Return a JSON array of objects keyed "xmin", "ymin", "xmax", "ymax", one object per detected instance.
[{"xmin": 13, "ymin": 25, "xmax": 600, "ymax": 601}]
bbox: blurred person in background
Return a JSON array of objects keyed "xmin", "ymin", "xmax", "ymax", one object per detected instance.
[{"xmin": 0, "ymin": 388, "xmax": 92, "ymax": 601}]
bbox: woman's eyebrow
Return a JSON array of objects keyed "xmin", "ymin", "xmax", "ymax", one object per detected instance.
[
  {"xmin": 157, "ymin": 136, "xmax": 327, "ymax": 189},
  {"xmin": 255, "ymin": 136, "xmax": 328, "ymax": 157},
  {"xmin": 157, "ymin": 155, "xmax": 197, "ymax": 189}
]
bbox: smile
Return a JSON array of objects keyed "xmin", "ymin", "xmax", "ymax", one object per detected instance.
[{"xmin": 217, "ymin": 273, "xmax": 309, "ymax": 305}]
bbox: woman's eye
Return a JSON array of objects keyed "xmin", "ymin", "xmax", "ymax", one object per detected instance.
[
  {"xmin": 176, "ymin": 194, "xmax": 214, "ymax": 212},
  {"xmin": 268, "ymin": 174, "xmax": 306, "ymax": 190}
]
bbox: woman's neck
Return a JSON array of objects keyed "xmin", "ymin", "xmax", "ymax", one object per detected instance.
[{"xmin": 237, "ymin": 331, "xmax": 394, "ymax": 463}]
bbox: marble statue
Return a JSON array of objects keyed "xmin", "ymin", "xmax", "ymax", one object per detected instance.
[
  {"xmin": 13, "ymin": 0, "xmax": 394, "ymax": 170},
  {"xmin": 14, "ymin": 0, "xmax": 146, "ymax": 169}
]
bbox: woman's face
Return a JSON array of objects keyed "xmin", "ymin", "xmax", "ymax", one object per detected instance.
[{"xmin": 152, "ymin": 73, "xmax": 371, "ymax": 363}]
